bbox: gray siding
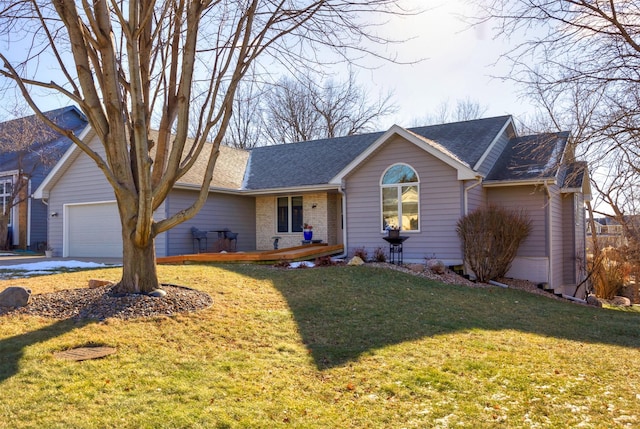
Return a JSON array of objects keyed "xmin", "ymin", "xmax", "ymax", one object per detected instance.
[
  {"xmin": 464, "ymin": 180, "xmax": 485, "ymax": 214},
  {"xmin": 166, "ymin": 189, "xmax": 255, "ymax": 255},
  {"xmin": 549, "ymin": 185, "xmax": 564, "ymax": 289},
  {"xmin": 47, "ymin": 136, "xmax": 251, "ymax": 257},
  {"xmin": 561, "ymin": 194, "xmax": 575, "ymax": 285},
  {"xmin": 486, "ymin": 185, "xmax": 548, "ymax": 257},
  {"xmin": 345, "ymin": 135, "xmax": 464, "ymax": 263},
  {"xmin": 561, "ymin": 192, "xmax": 586, "ymax": 288},
  {"xmin": 48, "ymin": 143, "xmax": 116, "ymax": 255}
]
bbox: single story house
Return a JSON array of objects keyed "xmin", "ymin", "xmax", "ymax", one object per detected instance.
[
  {"xmin": 0, "ymin": 106, "xmax": 87, "ymax": 250},
  {"xmin": 34, "ymin": 114, "xmax": 590, "ymax": 295}
]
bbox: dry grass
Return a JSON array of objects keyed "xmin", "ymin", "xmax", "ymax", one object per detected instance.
[{"xmin": 1, "ymin": 263, "xmax": 639, "ymax": 428}]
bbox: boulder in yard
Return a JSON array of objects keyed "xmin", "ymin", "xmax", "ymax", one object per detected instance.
[
  {"xmin": 586, "ymin": 295, "xmax": 603, "ymax": 307},
  {"xmin": 0, "ymin": 286, "xmax": 32, "ymax": 308},
  {"xmin": 407, "ymin": 263, "xmax": 425, "ymax": 273},
  {"xmin": 426, "ymin": 259, "xmax": 446, "ymax": 274},
  {"xmin": 347, "ymin": 256, "xmax": 364, "ymax": 266},
  {"xmin": 88, "ymin": 279, "xmax": 113, "ymax": 289},
  {"xmin": 611, "ymin": 296, "xmax": 631, "ymax": 307}
]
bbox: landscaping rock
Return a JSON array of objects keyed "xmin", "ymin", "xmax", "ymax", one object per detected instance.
[
  {"xmin": 0, "ymin": 286, "xmax": 32, "ymax": 308},
  {"xmin": 586, "ymin": 295, "xmax": 603, "ymax": 307},
  {"xmin": 347, "ymin": 256, "xmax": 365, "ymax": 266},
  {"xmin": 426, "ymin": 259, "xmax": 446, "ymax": 274},
  {"xmin": 88, "ymin": 279, "xmax": 113, "ymax": 289},
  {"xmin": 611, "ymin": 296, "xmax": 631, "ymax": 307},
  {"xmin": 407, "ymin": 263, "xmax": 425, "ymax": 273},
  {"xmin": 148, "ymin": 289, "xmax": 167, "ymax": 298}
]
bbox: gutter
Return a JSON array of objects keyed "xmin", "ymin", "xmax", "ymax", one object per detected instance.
[{"xmin": 463, "ymin": 177, "xmax": 483, "ymax": 215}]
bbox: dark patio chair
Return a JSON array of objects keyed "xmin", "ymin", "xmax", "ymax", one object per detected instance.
[
  {"xmin": 225, "ymin": 231, "xmax": 238, "ymax": 251},
  {"xmin": 190, "ymin": 227, "xmax": 208, "ymax": 253}
]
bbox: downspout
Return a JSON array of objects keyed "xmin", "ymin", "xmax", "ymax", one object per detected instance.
[
  {"xmin": 463, "ymin": 177, "xmax": 483, "ymax": 215},
  {"xmin": 337, "ymin": 182, "xmax": 348, "ymax": 258}
]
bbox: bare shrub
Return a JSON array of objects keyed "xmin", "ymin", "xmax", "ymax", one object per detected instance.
[
  {"xmin": 314, "ymin": 256, "xmax": 335, "ymax": 266},
  {"xmin": 353, "ymin": 247, "xmax": 368, "ymax": 261},
  {"xmin": 457, "ymin": 206, "xmax": 532, "ymax": 283},
  {"xmin": 588, "ymin": 247, "xmax": 630, "ymax": 299},
  {"xmin": 373, "ymin": 247, "xmax": 386, "ymax": 262}
]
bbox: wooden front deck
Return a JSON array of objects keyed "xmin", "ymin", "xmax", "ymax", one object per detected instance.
[{"xmin": 157, "ymin": 243, "xmax": 344, "ymax": 265}]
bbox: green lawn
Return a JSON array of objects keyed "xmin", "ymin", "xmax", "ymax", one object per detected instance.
[{"xmin": 1, "ymin": 264, "xmax": 638, "ymax": 428}]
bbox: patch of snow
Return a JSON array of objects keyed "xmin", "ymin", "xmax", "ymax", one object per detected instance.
[
  {"xmin": 289, "ymin": 261, "xmax": 315, "ymax": 268},
  {"xmin": 0, "ymin": 260, "xmax": 116, "ymax": 272}
]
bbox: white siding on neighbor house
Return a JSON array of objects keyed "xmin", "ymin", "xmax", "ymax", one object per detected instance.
[
  {"xmin": 166, "ymin": 189, "xmax": 255, "ymax": 255},
  {"xmin": 344, "ymin": 135, "xmax": 464, "ymax": 264}
]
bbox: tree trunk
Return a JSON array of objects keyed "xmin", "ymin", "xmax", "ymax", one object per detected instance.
[{"xmin": 112, "ymin": 232, "xmax": 159, "ymax": 295}]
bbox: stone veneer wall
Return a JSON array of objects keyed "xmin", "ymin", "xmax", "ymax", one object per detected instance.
[{"xmin": 255, "ymin": 193, "xmax": 332, "ymax": 250}]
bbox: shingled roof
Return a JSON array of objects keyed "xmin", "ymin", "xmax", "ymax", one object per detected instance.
[
  {"xmin": 485, "ymin": 132, "xmax": 570, "ymax": 182},
  {"xmin": 0, "ymin": 106, "xmax": 87, "ymax": 173},
  {"xmin": 243, "ymin": 115, "xmax": 513, "ymax": 190}
]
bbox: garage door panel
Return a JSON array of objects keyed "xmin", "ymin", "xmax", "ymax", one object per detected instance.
[{"xmin": 66, "ymin": 202, "xmax": 122, "ymax": 258}]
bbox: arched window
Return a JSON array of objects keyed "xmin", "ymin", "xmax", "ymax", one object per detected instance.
[{"xmin": 381, "ymin": 164, "xmax": 419, "ymax": 232}]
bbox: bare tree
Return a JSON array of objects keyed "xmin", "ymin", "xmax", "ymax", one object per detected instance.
[
  {"xmin": 0, "ymin": 0, "xmax": 408, "ymax": 293},
  {"xmin": 264, "ymin": 76, "xmax": 321, "ymax": 144},
  {"xmin": 223, "ymin": 79, "xmax": 267, "ymax": 150},
  {"xmin": 478, "ymin": 0, "xmax": 640, "ymax": 295},
  {"xmin": 263, "ymin": 71, "xmax": 396, "ymax": 144},
  {"xmin": 0, "ymin": 105, "xmax": 59, "ymax": 250},
  {"xmin": 415, "ymin": 97, "xmax": 488, "ymax": 125}
]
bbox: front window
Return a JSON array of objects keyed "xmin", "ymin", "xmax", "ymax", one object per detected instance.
[
  {"xmin": 0, "ymin": 179, "xmax": 12, "ymax": 224},
  {"xmin": 277, "ymin": 196, "xmax": 303, "ymax": 233},
  {"xmin": 381, "ymin": 164, "xmax": 419, "ymax": 231}
]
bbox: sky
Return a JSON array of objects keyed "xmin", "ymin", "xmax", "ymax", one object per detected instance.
[
  {"xmin": 2, "ymin": 0, "xmax": 533, "ymax": 128},
  {"xmin": 362, "ymin": 0, "xmax": 534, "ymax": 128}
]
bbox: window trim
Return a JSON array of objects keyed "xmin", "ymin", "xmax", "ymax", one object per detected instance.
[
  {"xmin": 380, "ymin": 163, "xmax": 420, "ymax": 233},
  {"xmin": 0, "ymin": 176, "xmax": 15, "ymax": 227},
  {"xmin": 276, "ymin": 195, "xmax": 303, "ymax": 233}
]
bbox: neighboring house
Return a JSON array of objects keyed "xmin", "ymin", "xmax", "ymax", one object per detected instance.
[
  {"xmin": 588, "ymin": 216, "xmax": 640, "ymax": 249},
  {"xmin": 34, "ymin": 114, "xmax": 590, "ymax": 295},
  {"xmin": 0, "ymin": 106, "xmax": 87, "ymax": 250}
]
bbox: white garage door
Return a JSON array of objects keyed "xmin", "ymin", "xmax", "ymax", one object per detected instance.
[{"xmin": 66, "ymin": 202, "xmax": 123, "ymax": 257}]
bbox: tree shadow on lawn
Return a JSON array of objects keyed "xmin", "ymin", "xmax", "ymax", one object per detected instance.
[
  {"xmin": 0, "ymin": 318, "xmax": 93, "ymax": 383},
  {"xmin": 225, "ymin": 264, "xmax": 640, "ymax": 370}
]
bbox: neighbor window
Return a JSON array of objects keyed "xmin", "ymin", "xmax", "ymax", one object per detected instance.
[
  {"xmin": 381, "ymin": 164, "xmax": 419, "ymax": 231},
  {"xmin": 277, "ymin": 196, "xmax": 303, "ymax": 233},
  {"xmin": 0, "ymin": 179, "xmax": 12, "ymax": 224}
]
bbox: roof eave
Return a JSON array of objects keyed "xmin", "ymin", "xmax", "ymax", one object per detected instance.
[
  {"xmin": 330, "ymin": 124, "xmax": 479, "ymax": 184},
  {"xmin": 482, "ymin": 177, "xmax": 557, "ymax": 188},
  {"xmin": 173, "ymin": 182, "xmax": 340, "ymax": 196}
]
